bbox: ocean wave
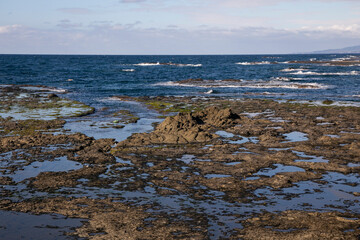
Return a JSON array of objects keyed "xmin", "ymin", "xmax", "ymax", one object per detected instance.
[
  {"xmin": 176, "ymin": 63, "xmax": 202, "ymax": 67},
  {"xmin": 330, "ymin": 55, "xmax": 359, "ymax": 62},
  {"xmin": 156, "ymin": 80, "xmax": 329, "ymax": 90},
  {"xmin": 43, "ymin": 87, "xmax": 68, "ymax": 93},
  {"xmin": 289, "ymin": 57, "xmax": 360, "ymax": 66},
  {"xmin": 289, "ymin": 70, "xmax": 359, "ymax": 76},
  {"xmin": 20, "ymin": 86, "xmax": 68, "ymax": 93},
  {"xmin": 134, "ymin": 62, "xmax": 161, "ymax": 66},
  {"xmin": 134, "ymin": 62, "xmax": 202, "ymax": 67},
  {"xmin": 270, "ymin": 77, "xmax": 303, "ymax": 81},
  {"xmin": 249, "ymin": 81, "xmax": 329, "ymax": 89},
  {"xmin": 321, "ymin": 63, "xmax": 360, "ymax": 67},
  {"xmin": 280, "ymin": 68, "xmax": 308, "ymax": 72},
  {"xmin": 122, "ymin": 69, "xmax": 135, "ymax": 72},
  {"xmin": 236, "ymin": 61, "xmax": 272, "ymax": 65}
]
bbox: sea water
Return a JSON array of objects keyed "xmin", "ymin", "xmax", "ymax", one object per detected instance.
[{"xmin": 1, "ymin": 54, "xmax": 360, "ymax": 108}]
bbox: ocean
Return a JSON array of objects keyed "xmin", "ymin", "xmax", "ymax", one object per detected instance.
[{"xmin": 1, "ymin": 54, "xmax": 360, "ymax": 108}]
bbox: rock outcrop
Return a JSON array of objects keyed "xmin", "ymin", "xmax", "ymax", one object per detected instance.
[{"xmin": 118, "ymin": 106, "xmax": 240, "ymax": 146}]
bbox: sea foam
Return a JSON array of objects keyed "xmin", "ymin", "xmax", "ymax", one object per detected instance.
[
  {"xmin": 156, "ymin": 80, "xmax": 329, "ymax": 90},
  {"xmin": 134, "ymin": 62, "xmax": 202, "ymax": 67},
  {"xmin": 20, "ymin": 86, "xmax": 68, "ymax": 93},
  {"xmin": 236, "ymin": 61, "xmax": 271, "ymax": 65},
  {"xmin": 289, "ymin": 70, "xmax": 359, "ymax": 76}
]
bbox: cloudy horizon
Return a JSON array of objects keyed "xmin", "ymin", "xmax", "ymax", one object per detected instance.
[{"xmin": 0, "ymin": 0, "xmax": 359, "ymax": 54}]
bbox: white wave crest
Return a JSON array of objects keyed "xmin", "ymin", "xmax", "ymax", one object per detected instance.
[
  {"xmin": 236, "ymin": 61, "xmax": 271, "ymax": 65},
  {"xmin": 45, "ymin": 87, "xmax": 67, "ymax": 93},
  {"xmin": 155, "ymin": 80, "xmax": 329, "ymax": 90},
  {"xmin": 122, "ymin": 69, "xmax": 135, "ymax": 72},
  {"xmin": 289, "ymin": 70, "xmax": 359, "ymax": 76},
  {"xmin": 271, "ymin": 77, "xmax": 292, "ymax": 81},
  {"xmin": 280, "ymin": 68, "xmax": 308, "ymax": 72},
  {"xmin": 245, "ymin": 82, "xmax": 329, "ymax": 90},
  {"xmin": 134, "ymin": 62, "xmax": 161, "ymax": 66},
  {"xmin": 176, "ymin": 63, "xmax": 202, "ymax": 67},
  {"xmin": 20, "ymin": 86, "xmax": 67, "ymax": 93},
  {"xmin": 134, "ymin": 62, "xmax": 202, "ymax": 67}
]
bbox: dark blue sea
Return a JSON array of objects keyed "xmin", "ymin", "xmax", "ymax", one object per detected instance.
[{"xmin": 1, "ymin": 54, "xmax": 360, "ymax": 109}]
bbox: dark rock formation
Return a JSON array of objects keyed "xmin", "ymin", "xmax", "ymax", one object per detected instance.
[{"xmin": 118, "ymin": 106, "xmax": 240, "ymax": 145}]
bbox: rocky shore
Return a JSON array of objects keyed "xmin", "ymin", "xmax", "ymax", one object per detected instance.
[{"xmin": 0, "ymin": 85, "xmax": 359, "ymax": 239}]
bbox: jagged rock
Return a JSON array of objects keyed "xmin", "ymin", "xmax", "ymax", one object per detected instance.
[{"xmin": 117, "ymin": 107, "xmax": 240, "ymax": 146}]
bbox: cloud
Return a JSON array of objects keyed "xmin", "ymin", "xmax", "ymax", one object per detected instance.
[
  {"xmin": 0, "ymin": 22, "xmax": 359, "ymax": 54},
  {"xmin": 57, "ymin": 8, "xmax": 93, "ymax": 15},
  {"xmin": 0, "ymin": 25, "xmax": 22, "ymax": 34},
  {"xmin": 312, "ymin": 24, "xmax": 360, "ymax": 32}
]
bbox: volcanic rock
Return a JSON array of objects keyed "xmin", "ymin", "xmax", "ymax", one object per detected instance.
[{"xmin": 118, "ymin": 106, "xmax": 240, "ymax": 145}]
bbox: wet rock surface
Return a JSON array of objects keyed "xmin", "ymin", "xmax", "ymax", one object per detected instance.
[
  {"xmin": 233, "ymin": 210, "xmax": 360, "ymax": 240},
  {"xmin": 0, "ymin": 84, "xmax": 94, "ymax": 120},
  {"xmin": 0, "ymin": 88, "xmax": 360, "ymax": 239},
  {"xmin": 118, "ymin": 106, "xmax": 240, "ymax": 145}
]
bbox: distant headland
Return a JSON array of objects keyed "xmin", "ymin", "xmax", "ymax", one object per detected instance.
[{"xmin": 311, "ymin": 45, "xmax": 360, "ymax": 54}]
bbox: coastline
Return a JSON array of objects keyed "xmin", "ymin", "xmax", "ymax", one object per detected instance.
[{"xmin": 0, "ymin": 85, "xmax": 359, "ymax": 239}]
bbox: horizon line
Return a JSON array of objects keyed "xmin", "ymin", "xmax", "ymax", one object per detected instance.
[{"xmin": 1, "ymin": 53, "xmax": 357, "ymax": 56}]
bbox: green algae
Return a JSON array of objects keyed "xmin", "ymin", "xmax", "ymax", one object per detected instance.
[
  {"xmin": 144, "ymin": 101, "xmax": 173, "ymax": 112},
  {"xmin": 0, "ymin": 91, "xmax": 95, "ymax": 121},
  {"xmin": 144, "ymin": 100, "xmax": 210, "ymax": 114},
  {"xmin": 112, "ymin": 110, "xmax": 140, "ymax": 124}
]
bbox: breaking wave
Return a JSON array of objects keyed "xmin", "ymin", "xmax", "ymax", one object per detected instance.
[
  {"xmin": 134, "ymin": 62, "xmax": 161, "ymax": 66},
  {"xmin": 20, "ymin": 86, "xmax": 68, "ymax": 93},
  {"xmin": 134, "ymin": 62, "xmax": 202, "ymax": 67},
  {"xmin": 176, "ymin": 63, "xmax": 202, "ymax": 67},
  {"xmin": 270, "ymin": 77, "xmax": 304, "ymax": 81},
  {"xmin": 289, "ymin": 70, "xmax": 359, "ymax": 76},
  {"xmin": 236, "ymin": 61, "xmax": 272, "ymax": 65},
  {"xmin": 280, "ymin": 68, "xmax": 308, "ymax": 72},
  {"xmin": 156, "ymin": 80, "xmax": 330, "ymax": 90}
]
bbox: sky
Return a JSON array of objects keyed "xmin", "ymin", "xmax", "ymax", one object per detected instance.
[{"xmin": 0, "ymin": 0, "xmax": 359, "ymax": 54}]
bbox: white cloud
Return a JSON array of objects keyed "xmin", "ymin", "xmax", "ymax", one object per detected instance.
[
  {"xmin": 0, "ymin": 25, "xmax": 22, "ymax": 34},
  {"xmin": 317, "ymin": 24, "xmax": 360, "ymax": 32},
  {"xmin": 0, "ymin": 22, "xmax": 359, "ymax": 54},
  {"xmin": 299, "ymin": 24, "xmax": 360, "ymax": 38}
]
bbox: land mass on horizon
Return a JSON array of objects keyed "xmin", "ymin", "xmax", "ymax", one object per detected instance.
[{"xmin": 311, "ymin": 45, "xmax": 360, "ymax": 54}]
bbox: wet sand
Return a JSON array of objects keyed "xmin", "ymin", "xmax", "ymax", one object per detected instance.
[{"xmin": 0, "ymin": 85, "xmax": 359, "ymax": 239}]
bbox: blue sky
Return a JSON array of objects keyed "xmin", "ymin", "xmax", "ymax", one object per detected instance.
[{"xmin": 0, "ymin": 0, "xmax": 359, "ymax": 54}]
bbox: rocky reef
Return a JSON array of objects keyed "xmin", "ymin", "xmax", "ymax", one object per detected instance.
[
  {"xmin": 0, "ymin": 87, "xmax": 359, "ymax": 239},
  {"xmin": 118, "ymin": 106, "xmax": 240, "ymax": 145}
]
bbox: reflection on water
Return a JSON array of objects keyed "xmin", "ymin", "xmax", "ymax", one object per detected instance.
[{"xmin": 0, "ymin": 211, "xmax": 84, "ymax": 240}]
